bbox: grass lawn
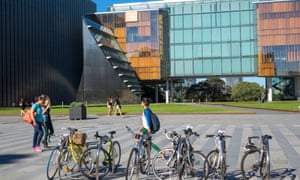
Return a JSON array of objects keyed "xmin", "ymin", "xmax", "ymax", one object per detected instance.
[
  {"xmin": 214, "ymin": 101, "xmax": 300, "ymax": 111},
  {"xmin": 0, "ymin": 103, "xmax": 244, "ymax": 115}
]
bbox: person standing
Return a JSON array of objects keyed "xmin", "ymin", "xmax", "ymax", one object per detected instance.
[
  {"xmin": 114, "ymin": 96, "xmax": 123, "ymax": 117},
  {"xmin": 41, "ymin": 94, "xmax": 54, "ymax": 148},
  {"xmin": 31, "ymin": 95, "xmax": 44, "ymax": 152},
  {"xmin": 19, "ymin": 98, "xmax": 26, "ymax": 116},
  {"xmin": 107, "ymin": 97, "xmax": 113, "ymax": 116},
  {"xmin": 139, "ymin": 98, "xmax": 151, "ymax": 134}
]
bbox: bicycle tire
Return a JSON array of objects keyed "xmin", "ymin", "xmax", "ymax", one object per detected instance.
[
  {"xmin": 260, "ymin": 152, "xmax": 271, "ymax": 179},
  {"xmin": 58, "ymin": 148, "xmax": 78, "ymax": 179},
  {"xmin": 241, "ymin": 149, "xmax": 260, "ymax": 179},
  {"xmin": 139, "ymin": 142, "xmax": 151, "ymax": 174},
  {"xmin": 46, "ymin": 147, "xmax": 60, "ymax": 180},
  {"xmin": 111, "ymin": 141, "xmax": 121, "ymax": 173},
  {"xmin": 204, "ymin": 150, "xmax": 226, "ymax": 180},
  {"xmin": 179, "ymin": 150, "xmax": 206, "ymax": 179},
  {"xmin": 126, "ymin": 148, "xmax": 139, "ymax": 180},
  {"xmin": 152, "ymin": 148, "xmax": 178, "ymax": 180},
  {"xmin": 79, "ymin": 146, "xmax": 111, "ymax": 180}
]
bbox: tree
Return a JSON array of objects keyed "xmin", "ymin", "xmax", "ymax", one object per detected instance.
[{"xmin": 231, "ymin": 82, "xmax": 264, "ymax": 101}]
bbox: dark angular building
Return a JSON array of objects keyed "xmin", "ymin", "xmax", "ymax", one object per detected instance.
[{"xmin": 0, "ymin": 0, "xmax": 96, "ymax": 106}]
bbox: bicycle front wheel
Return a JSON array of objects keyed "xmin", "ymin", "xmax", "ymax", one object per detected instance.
[
  {"xmin": 260, "ymin": 152, "xmax": 271, "ymax": 179},
  {"xmin": 179, "ymin": 150, "xmax": 206, "ymax": 179},
  {"xmin": 79, "ymin": 146, "xmax": 111, "ymax": 180},
  {"xmin": 241, "ymin": 149, "xmax": 260, "ymax": 179},
  {"xmin": 46, "ymin": 147, "xmax": 60, "ymax": 180},
  {"xmin": 58, "ymin": 148, "xmax": 79, "ymax": 179},
  {"xmin": 126, "ymin": 148, "xmax": 139, "ymax": 180},
  {"xmin": 204, "ymin": 150, "xmax": 226, "ymax": 180},
  {"xmin": 152, "ymin": 148, "xmax": 178, "ymax": 180},
  {"xmin": 111, "ymin": 141, "xmax": 121, "ymax": 173}
]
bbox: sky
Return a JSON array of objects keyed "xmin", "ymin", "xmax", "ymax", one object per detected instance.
[
  {"xmin": 91, "ymin": 0, "xmax": 266, "ymax": 87},
  {"xmin": 92, "ymin": 0, "xmax": 158, "ymax": 12}
]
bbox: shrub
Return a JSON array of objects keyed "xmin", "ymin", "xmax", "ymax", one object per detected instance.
[{"xmin": 231, "ymin": 82, "xmax": 264, "ymax": 102}]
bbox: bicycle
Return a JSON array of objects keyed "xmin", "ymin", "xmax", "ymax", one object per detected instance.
[
  {"xmin": 125, "ymin": 126, "xmax": 152, "ymax": 180},
  {"xmin": 240, "ymin": 134, "xmax": 272, "ymax": 179},
  {"xmin": 204, "ymin": 129, "xmax": 232, "ymax": 180},
  {"xmin": 153, "ymin": 127, "xmax": 206, "ymax": 180},
  {"xmin": 79, "ymin": 130, "xmax": 121, "ymax": 180},
  {"xmin": 46, "ymin": 127, "xmax": 87, "ymax": 180}
]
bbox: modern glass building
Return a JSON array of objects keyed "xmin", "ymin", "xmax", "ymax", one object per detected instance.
[
  {"xmin": 0, "ymin": 0, "xmax": 96, "ymax": 106},
  {"xmin": 108, "ymin": 0, "xmax": 300, "ymax": 100}
]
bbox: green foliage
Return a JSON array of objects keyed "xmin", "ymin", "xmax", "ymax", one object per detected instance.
[{"xmin": 231, "ymin": 82, "xmax": 264, "ymax": 101}]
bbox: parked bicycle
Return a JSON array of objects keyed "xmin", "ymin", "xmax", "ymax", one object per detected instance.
[
  {"xmin": 240, "ymin": 134, "xmax": 272, "ymax": 179},
  {"xmin": 125, "ymin": 126, "xmax": 152, "ymax": 180},
  {"xmin": 79, "ymin": 130, "xmax": 121, "ymax": 180},
  {"xmin": 204, "ymin": 130, "xmax": 232, "ymax": 180},
  {"xmin": 153, "ymin": 127, "xmax": 206, "ymax": 180},
  {"xmin": 46, "ymin": 127, "xmax": 87, "ymax": 180}
]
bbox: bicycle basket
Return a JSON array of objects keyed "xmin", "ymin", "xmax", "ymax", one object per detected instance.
[{"xmin": 72, "ymin": 132, "xmax": 87, "ymax": 145}]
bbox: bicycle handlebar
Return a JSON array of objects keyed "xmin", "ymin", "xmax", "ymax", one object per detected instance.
[{"xmin": 206, "ymin": 134, "xmax": 232, "ymax": 138}]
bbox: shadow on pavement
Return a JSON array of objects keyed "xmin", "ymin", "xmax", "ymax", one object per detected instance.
[{"xmin": 0, "ymin": 154, "xmax": 33, "ymax": 164}]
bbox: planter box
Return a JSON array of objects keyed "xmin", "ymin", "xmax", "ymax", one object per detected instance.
[{"xmin": 69, "ymin": 106, "xmax": 86, "ymax": 120}]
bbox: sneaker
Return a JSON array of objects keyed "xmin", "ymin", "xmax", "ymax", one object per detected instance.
[{"xmin": 34, "ymin": 146, "xmax": 43, "ymax": 152}]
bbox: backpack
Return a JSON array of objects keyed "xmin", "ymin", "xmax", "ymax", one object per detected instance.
[
  {"xmin": 22, "ymin": 109, "xmax": 36, "ymax": 124},
  {"xmin": 149, "ymin": 110, "xmax": 160, "ymax": 134}
]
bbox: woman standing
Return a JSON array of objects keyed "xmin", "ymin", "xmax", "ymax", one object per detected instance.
[
  {"xmin": 31, "ymin": 95, "xmax": 44, "ymax": 152},
  {"xmin": 114, "ymin": 96, "xmax": 123, "ymax": 117},
  {"xmin": 41, "ymin": 94, "xmax": 54, "ymax": 148},
  {"xmin": 107, "ymin": 97, "xmax": 113, "ymax": 116}
]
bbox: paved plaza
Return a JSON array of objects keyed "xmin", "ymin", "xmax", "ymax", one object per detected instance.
[{"xmin": 0, "ymin": 105, "xmax": 299, "ymax": 180}]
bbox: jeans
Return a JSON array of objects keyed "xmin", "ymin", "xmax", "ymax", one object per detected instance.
[{"xmin": 32, "ymin": 121, "xmax": 44, "ymax": 148}]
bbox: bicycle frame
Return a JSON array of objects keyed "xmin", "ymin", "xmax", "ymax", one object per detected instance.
[{"xmin": 258, "ymin": 135, "xmax": 271, "ymax": 170}]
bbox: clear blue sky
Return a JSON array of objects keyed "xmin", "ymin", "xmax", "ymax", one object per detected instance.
[
  {"xmin": 91, "ymin": 0, "xmax": 158, "ymax": 12},
  {"xmin": 91, "ymin": 0, "xmax": 266, "ymax": 87}
]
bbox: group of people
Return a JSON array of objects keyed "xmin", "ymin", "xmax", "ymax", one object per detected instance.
[
  {"xmin": 106, "ymin": 96, "xmax": 122, "ymax": 117},
  {"xmin": 29, "ymin": 94, "xmax": 54, "ymax": 152}
]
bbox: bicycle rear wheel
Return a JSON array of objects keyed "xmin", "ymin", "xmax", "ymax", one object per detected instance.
[
  {"xmin": 58, "ymin": 148, "xmax": 79, "ymax": 179},
  {"xmin": 152, "ymin": 148, "xmax": 178, "ymax": 180},
  {"xmin": 126, "ymin": 148, "xmax": 139, "ymax": 180},
  {"xmin": 204, "ymin": 150, "xmax": 226, "ymax": 180},
  {"xmin": 139, "ymin": 143, "xmax": 151, "ymax": 174},
  {"xmin": 111, "ymin": 141, "xmax": 121, "ymax": 173},
  {"xmin": 46, "ymin": 148, "xmax": 60, "ymax": 180},
  {"xmin": 179, "ymin": 150, "xmax": 206, "ymax": 179},
  {"xmin": 241, "ymin": 149, "xmax": 260, "ymax": 179},
  {"xmin": 79, "ymin": 146, "xmax": 110, "ymax": 180}
]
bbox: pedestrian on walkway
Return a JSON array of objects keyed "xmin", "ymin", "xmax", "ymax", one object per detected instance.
[
  {"xmin": 19, "ymin": 98, "xmax": 26, "ymax": 116},
  {"xmin": 31, "ymin": 95, "xmax": 44, "ymax": 152},
  {"xmin": 41, "ymin": 94, "xmax": 54, "ymax": 148},
  {"xmin": 107, "ymin": 97, "xmax": 113, "ymax": 116},
  {"xmin": 114, "ymin": 96, "xmax": 122, "ymax": 117}
]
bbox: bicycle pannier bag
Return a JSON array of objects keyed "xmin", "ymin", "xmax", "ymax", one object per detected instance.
[{"xmin": 72, "ymin": 132, "xmax": 87, "ymax": 145}]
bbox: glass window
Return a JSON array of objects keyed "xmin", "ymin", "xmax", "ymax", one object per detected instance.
[
  {"xmin": 193, "ymin": 44, "xmax": 202, "ymax": 58},
  {"xmin": 242, "ymin": 42, "xmax": 251, "ymax": 56},
  {"xmin": 241, "ymin": 58, "xmax": 251, "ymax": 73},
  {"xmin": 232, "ymin": 58, "xmax": 241, "ymax": 73},
  {"xmin": 174, "ymin": 15, "xmax": 183, "ymax": 28},
  {"xmin": 222, "ymin": 43, "xmax": 231, "ymax": 57},
  {"xmin": 213, "ymin": 59, "xmax": 222, "ymax": 74},
  {"xmin": 222, "ymin": 59, "xmax": 232, "ymax": 73},
  {"xmin": 184, "ymin": 15, "xmax": 193, "ymax": 28},
  {"xmin": 170, "ymin": 45, "xmax": 175, "ymax": 59},
  {"xmin": 202, "ymin": 13, "xmax": 211, "ymax": 27},
  {"xmin": 230, "ymin": 1, "xmax": 240, "ymax": 11},
  {"xmin": 184, "ymin": 60, "xmax": 194, "ymax": 75},
  {"xmin": 175, "ymin": 61, "xmax": 184, "ymax": 75},
  {"xmin": 221, "ymin": 27, "xmax": 230, "ymax": 42},
  {"xmin": 212, "ymin": 43, "xmax": 221, "ymax": 57},
  {"xmin": 231, "ymin": 12, "xmax": 240, "ymax": 25},
  {"xmin": 231, "ymin": 43, "xmax": 241, "ymax": 57},
  {"xmin": 240, "ymin": 11, "xmax": 250, "ymax": 25},
  {"xmin": 175, "ymin": 6, "xmax": 183, "ymax": 14},
  {"xmin": 193, "ymin": 14, "xmax": 201, "ymax": 28},
  {"xmin": 221, "ymin": 2, "xmax": 230, "ymax": 11},
  {"xmin": 184, "ymin": 4, "xmax": 193, "ymax": 14},
  {"xmin": 170, "ymin": 16, "xmax": 175, "ymax": 29},
  {"xmin": 170, "ymin": 30, "xmax": 175, "ymax": 43},
  {"xmin": 171, "ymin": 61, "xmax": 175, "ymax": 76},
  {"xmin": 194, "ymin": 60, "xmax": 203, "ymax": 74},
  {"xmin": 202, "ymin": 3, "xmax": 211, "ymax": 13},
  {"xmin": 203, "ymin": 44, "xmax": 212, "ymax": 57},
  {"xmin": 193, "ymin": 29, "xmax": 202, "ymax": 42},
  {"xmin": 212, "ymin": 28, "xmax": 221, "ymax": 42},
  {"xmin": 184, "ymin": 45, "xmax": 193, "ymax": 58},
  {"xmin": 241, "ymin": 26, "xmax": 250, "ymax": 40},
  {"xmin": 240, "ymin": 1, "xmax": 249, "ymax": 10},
  {"xmin": 231, "ymin": 27, "xmax": 240, "ymax": 41},
  {"xmin": 202, "ymin": 29, "xmax": 211, "ymax": 42},
  {"xmin": 175, "ymin": 45, "xmax": 184, "ymax": 59},
  {"xmin": 174, "ymin": 30, "xmax": 183, "ymax": 43},
  {"xmin": 203, "ymin": 60, "xmax": 212, "ymax": 74},
  {"xmin": 193, "ymin": 4, "xmax": 201, "ymax": 13},
  {"xmin": 221, "ymin": 12, "xmax": 230, "ymax": 26},
  {"xmin": 184, "ymin": 30, "xmax": 193, "ymax": 43}
]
